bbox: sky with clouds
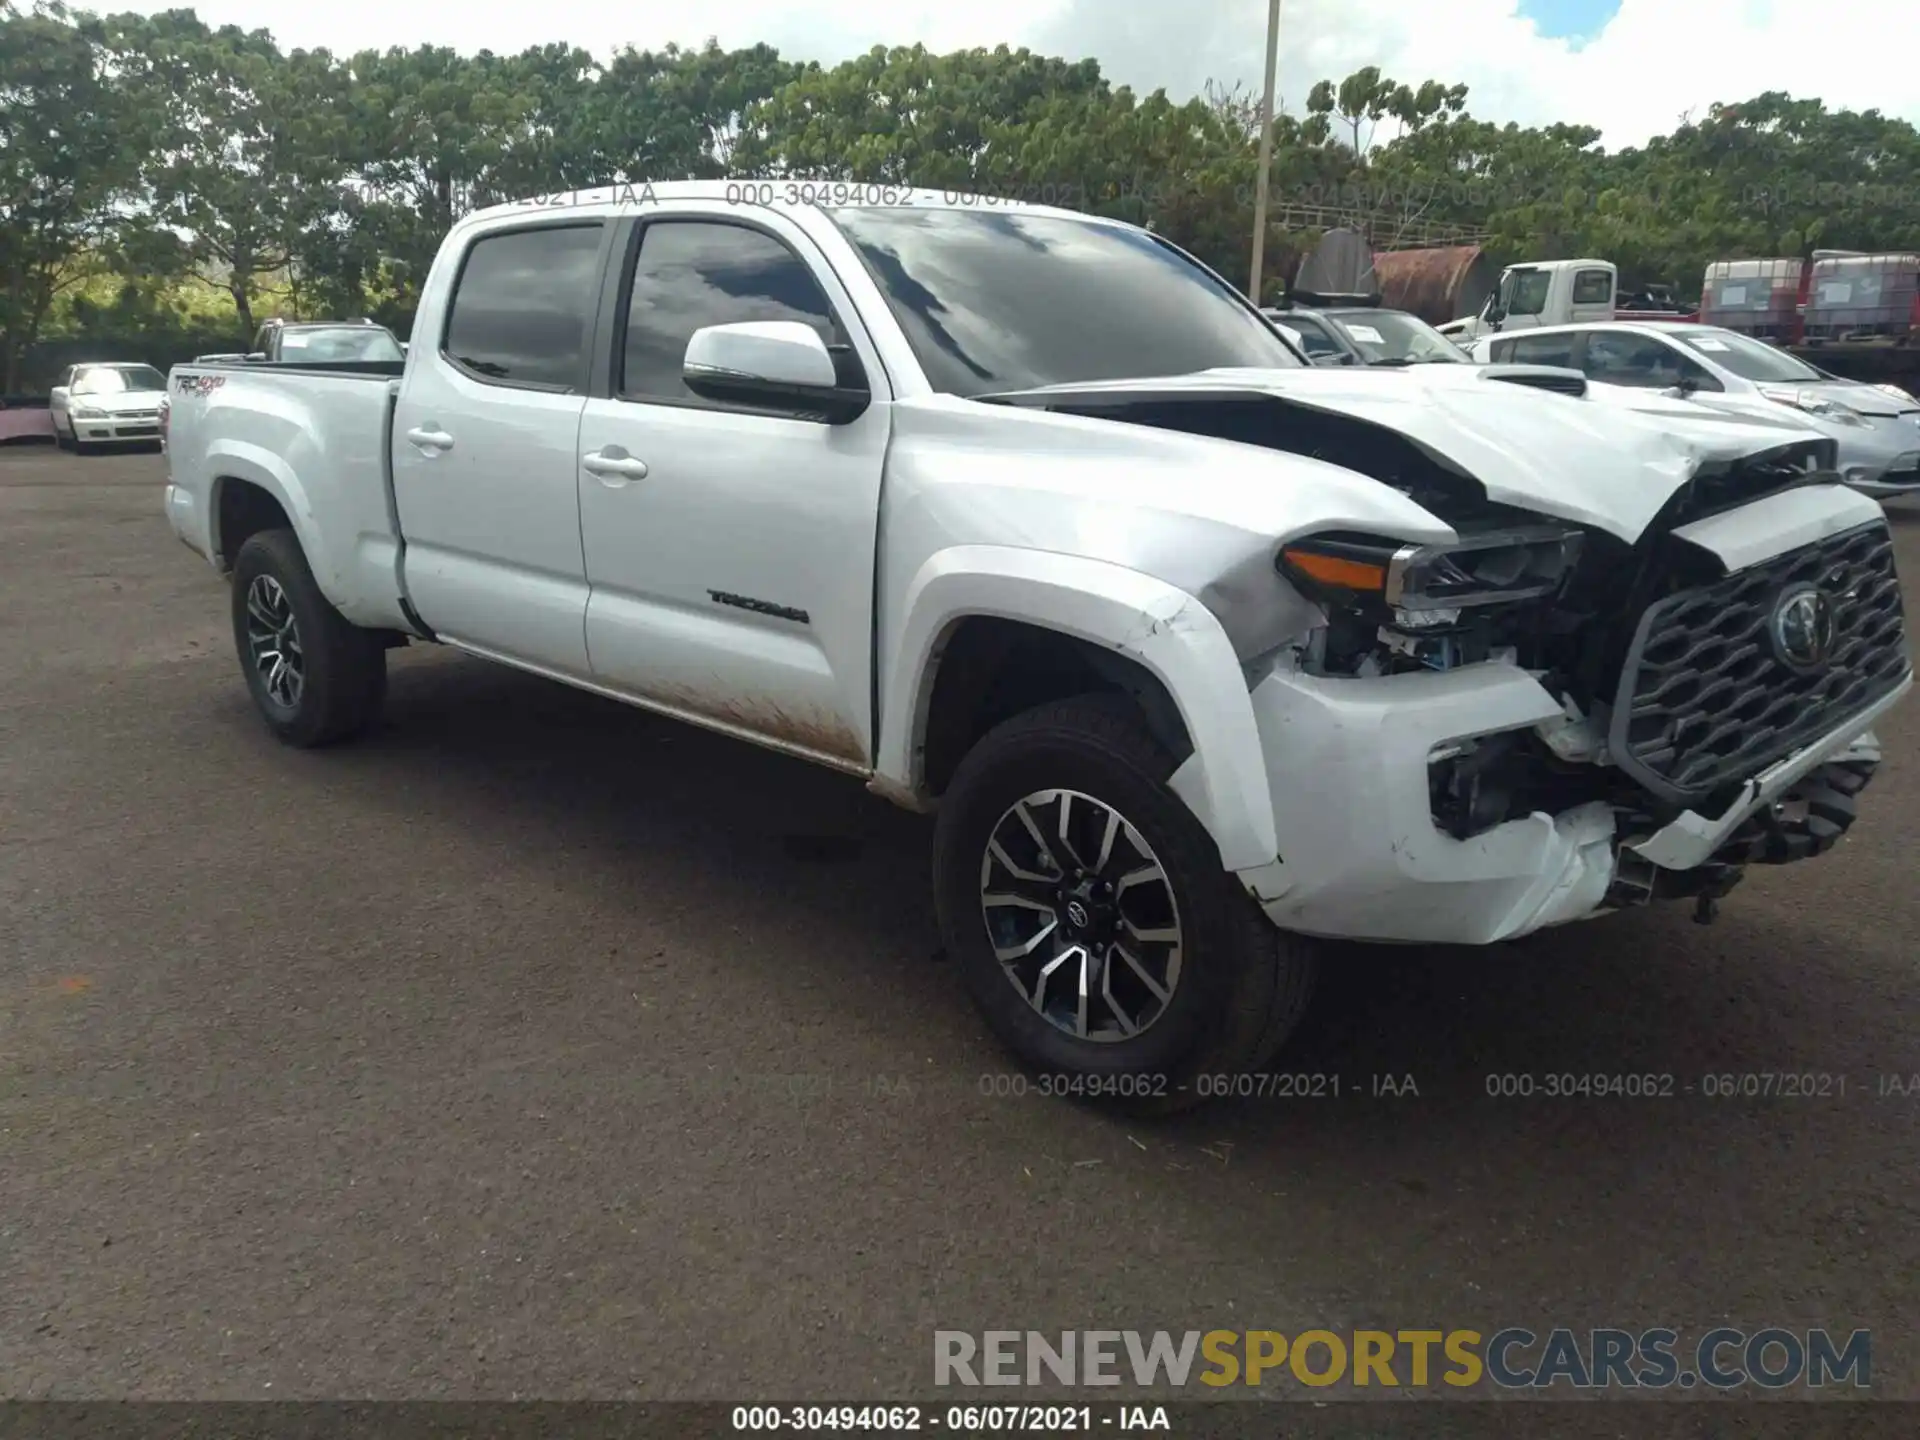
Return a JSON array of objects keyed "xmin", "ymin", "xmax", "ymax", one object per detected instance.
[{"xmin": 88, "ymin": 0, "xmax": 1920, "ymax": 150}]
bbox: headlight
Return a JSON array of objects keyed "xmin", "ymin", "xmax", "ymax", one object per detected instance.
[
  {"xmin": 1758, "ymin": 386, "xmax": 1868, "ymax": 427},
  {"xmin": 1278, "ymin": 526, "xmax": 1583, "ymax": 628},
  {"xmin": 74, "ymin": 406, "xmax": 107, "ymax": 419}
]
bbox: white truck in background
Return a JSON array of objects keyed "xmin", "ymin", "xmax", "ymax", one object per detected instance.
[
  {"xmin": 1439, "ymin": 258, "xmax": 1693, "ymax": 344},
  {"xmin": 160, "ymin": 185, "xmax": 1910, "ymax": 1110}
]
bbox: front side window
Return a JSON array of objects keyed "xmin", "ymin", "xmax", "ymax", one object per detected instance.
[
  {"xmin": 1500, "ymin": 269, "xmax": 1552, "ymax": 317},
  {"xmin": 1581, "ymin": 332, "xmax": 1716, "ymax": 389},
  {"xmin": 620, "ymin": 221, "xmax": 844, "ymax": 402},
  {"xmin": 443, "ymin": 223, "xmax": 605, "ymax": 388}
]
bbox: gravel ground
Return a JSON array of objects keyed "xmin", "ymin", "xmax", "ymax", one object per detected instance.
[{"xmin": 2, "ymin": 443, "xmax": 1915, "ymax": 1422}]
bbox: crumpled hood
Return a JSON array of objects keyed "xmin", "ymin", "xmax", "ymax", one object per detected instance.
[{"xmin": 982, "ymin": 363, "xmax": 1833, "ymax": 542}]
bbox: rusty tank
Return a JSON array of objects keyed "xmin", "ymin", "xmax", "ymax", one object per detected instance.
[{"xmin": 1370, "ymin": 245, "xmax": 1501, "ymax": 326}]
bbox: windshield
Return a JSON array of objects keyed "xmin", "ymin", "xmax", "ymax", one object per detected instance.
[
  {"xmin": 73, "ymin": 365, "xmax": 165, "ymax": 394},
  {"xmin": 280, "ymin": 327, "xmax": 404, "ymax": 362},
  {"xmin": 824, "ymin": 207, "xmax": 1301, "ymax": 396},
  {"xmin": 1324, "ymin": 309, "xmax": 1467, "ymax": 363},
  {"xmin": 1672, "ymin": 328, "xmax": 1823, "ymax": 383},
  {"xmin": 1497, "ymin": 268, "xmax": 1552, "ymax": 317}
]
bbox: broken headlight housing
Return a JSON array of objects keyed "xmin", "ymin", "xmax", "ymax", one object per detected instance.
[
  {"xmin": 1278, "ymin": 525, "xmax": 1584, "ymax": 630},
  {"xmin": 1276, "ymin": 525, "xmax": 1586, "ymax": 676}
]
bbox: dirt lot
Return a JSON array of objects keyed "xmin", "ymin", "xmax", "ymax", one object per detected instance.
[{"xmin": 2, "ymin": 443, "xmax": 1916, "ymax": 1414}]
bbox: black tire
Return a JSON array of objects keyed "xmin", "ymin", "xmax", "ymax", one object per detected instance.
[
  {"xmin": 54, "ymin": 421, "xmax": 73, "ymax": 452},
  {"xmin": 933, "ymin": 695, "xmax": 1317, "ymax": 1115},
  {"xmin": 229, "ymin": 528, "xmax": 387, "ymax": 747}
]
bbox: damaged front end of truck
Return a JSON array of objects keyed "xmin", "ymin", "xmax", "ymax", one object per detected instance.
[{"xmin": 979, "ymin": 368, "xmax": 1913, "ymax": 942}]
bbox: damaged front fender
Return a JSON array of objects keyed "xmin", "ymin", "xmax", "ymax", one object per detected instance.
[{"xmin": 874, "ymin": 545, "xmax": 1283, "ymax": 870}]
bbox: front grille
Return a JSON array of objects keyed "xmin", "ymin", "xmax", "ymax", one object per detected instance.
[{"xmin": 1609, "ymin": 521, "xmax": 1910, "ymax": 805}]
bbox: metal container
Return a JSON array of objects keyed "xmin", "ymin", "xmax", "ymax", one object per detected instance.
[
  {"xmin": 1371, "ymin": 246, "xmax": 1500, "ymax": 326},
  {"xmin": 1699, "ymin": 258, "xmax": 1805, "ymax": 341},
  {"xmin": 1802, "ymin": 253, "xmax": 1920, "ymax": 341}
]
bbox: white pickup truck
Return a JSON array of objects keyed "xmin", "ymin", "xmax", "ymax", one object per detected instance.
[{"xmin": 162, "ymin": 185, "xmax": 1912, "ymax": 1110}]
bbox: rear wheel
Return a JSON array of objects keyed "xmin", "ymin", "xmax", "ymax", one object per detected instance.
[
  {"xmin": 933, "ymin": 696, "xmax": 1317, "ymax": 1114},
  {"xmin": 229, "ymin": 528, "xmax": 386, "ymax": 747}
]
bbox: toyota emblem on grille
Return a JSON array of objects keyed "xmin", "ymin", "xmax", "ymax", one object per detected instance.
[{"xmin": 1770, "ymin": 584, "xmax": 1837, "ymax": 672}]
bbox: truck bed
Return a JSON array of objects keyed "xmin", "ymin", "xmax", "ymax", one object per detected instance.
[{"xmin": 163, "ymin": 362, "xmax": 414, "ymax": 633}]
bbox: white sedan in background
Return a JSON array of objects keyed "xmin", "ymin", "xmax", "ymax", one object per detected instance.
[
  {"xmin": 1470, "ymin": 322, "xmax": 1920, "ymax": 498},
  {"xmin": 50, "ymin": 362, "xmax": 169, "ymax": 453}
]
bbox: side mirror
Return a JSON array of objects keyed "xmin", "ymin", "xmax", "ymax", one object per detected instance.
[{"xmin": 683, "ymin": 321, "xmax": 869, "ymax": 423}]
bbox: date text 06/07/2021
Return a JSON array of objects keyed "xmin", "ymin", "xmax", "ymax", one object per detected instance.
[{"xmin": 729, "ymin": 1405, "xmax": 1167, "ymax": 1433}]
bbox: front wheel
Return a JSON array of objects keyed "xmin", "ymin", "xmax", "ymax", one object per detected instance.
[
  {"xmin": 229, "ymin": 528, "xmax": 387, "ymax": 747},
  {"xmin": 933, "ymin": 696, "xmax": 1317, "ymax": 1114}
]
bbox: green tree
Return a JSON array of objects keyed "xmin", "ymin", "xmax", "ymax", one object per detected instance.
[{"xmin": 0, "ymin": 1, "xmax": 153, "ymax": 388}]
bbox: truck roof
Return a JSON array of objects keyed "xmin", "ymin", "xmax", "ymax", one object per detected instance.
[{"xmin": 467, "ymin": 181, "xmax": 1132, "ymax": 232}]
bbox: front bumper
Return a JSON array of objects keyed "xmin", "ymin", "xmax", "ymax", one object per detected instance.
[
  {"xmin": 73, "ymin": 413, "xmax": 162, "ymax": 442},
  {"xmin": 1232, "ymin": 659, "xmax": 1909, "ymax": 947},
  {"xmin": 1833, "ymin": 416, "xmax": 1920, "ymax": 494}
]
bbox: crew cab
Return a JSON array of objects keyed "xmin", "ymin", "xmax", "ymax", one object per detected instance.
[{"xmin": 161, "ymin": 185, "xmax": 1912, "ymax": 1110}]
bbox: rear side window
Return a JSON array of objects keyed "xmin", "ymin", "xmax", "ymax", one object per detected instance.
[
  {"xmin": 1572, "ymin": 269, "xmax": 1613, "ymax": 305},
  {"xmin": 620, "ymin": 220, "xmax": 844, "ymax": 403},
  {"xmin": 443, "ymin": 223, "xmax": 605, "ymax": 389},
  {"xmin": 1501, "ymin": 334, "xmax": 1578, "ymax": 367}
]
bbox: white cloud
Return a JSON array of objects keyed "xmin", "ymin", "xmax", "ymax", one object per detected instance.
[{"xmin": 88, "ymin": 0, "xmax": 1920, "ymax": 149}]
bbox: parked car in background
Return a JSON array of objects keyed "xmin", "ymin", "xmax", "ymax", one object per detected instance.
[
  {"xmin": 49, "ymin": 362, "xmax": 168, "ymax": 451},
  {"xmin": 1470, "ymin": 322, "xmax": 1920, "ymax": 498},
  {"xmin": 1263, "ymin": 304, "xmax": 1470, "ymax": 366}
]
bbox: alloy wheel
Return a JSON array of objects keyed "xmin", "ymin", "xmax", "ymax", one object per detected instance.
[
  {"xmin": 977, "ymin": 788, "xmax": 1184, "ymax": 1043},
  {"xmin": 245, "ymin": 574, "xmax": 305, "ymax": 710}
]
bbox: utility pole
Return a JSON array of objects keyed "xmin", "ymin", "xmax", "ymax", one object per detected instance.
[{"xmin": 1248, "ymin": 0, "xmax": 1282, "ymax": 304}]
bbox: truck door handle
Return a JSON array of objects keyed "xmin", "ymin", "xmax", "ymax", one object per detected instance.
[
  {"xmin": 406, "ymin": 425, "xmax": 454, "ymax": 452},
  {"xmin": 582, "ymin": 450, "xmax": 649, "ymax": 483}
]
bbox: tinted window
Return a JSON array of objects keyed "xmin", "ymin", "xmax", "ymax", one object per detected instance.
[
  {"xmin": 621, "ymin": 221, "xmax": 842, "ymax": 401},
  {"xmin": 444, "ymin": 223, "xmax": 604, "ymax": 388},
  {"xmin": 1499, "ymin": 334, "xmax": 1578, "ymax": 367},
  {"xmin": 1581, "ymin": 331, "xmax": 1714, "ymax": 389},
  {"xmin": 826, "ymin": 207, "xmax": 1301, "ymax": 397},
  {"xmin": 1673, "ymin": 328, "xmax": 1822, "ymax": 383},
  {"xmin": 1571, "ymin": 269, "xmax": 1613, "ymax": 305},
  {"xmin": 1284, "ymin": 317, "xmax": 1347, "ymax": 362},
  {"xmin": 73, "ymin": 365, "xmax": 165, "ymax": 393}
]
